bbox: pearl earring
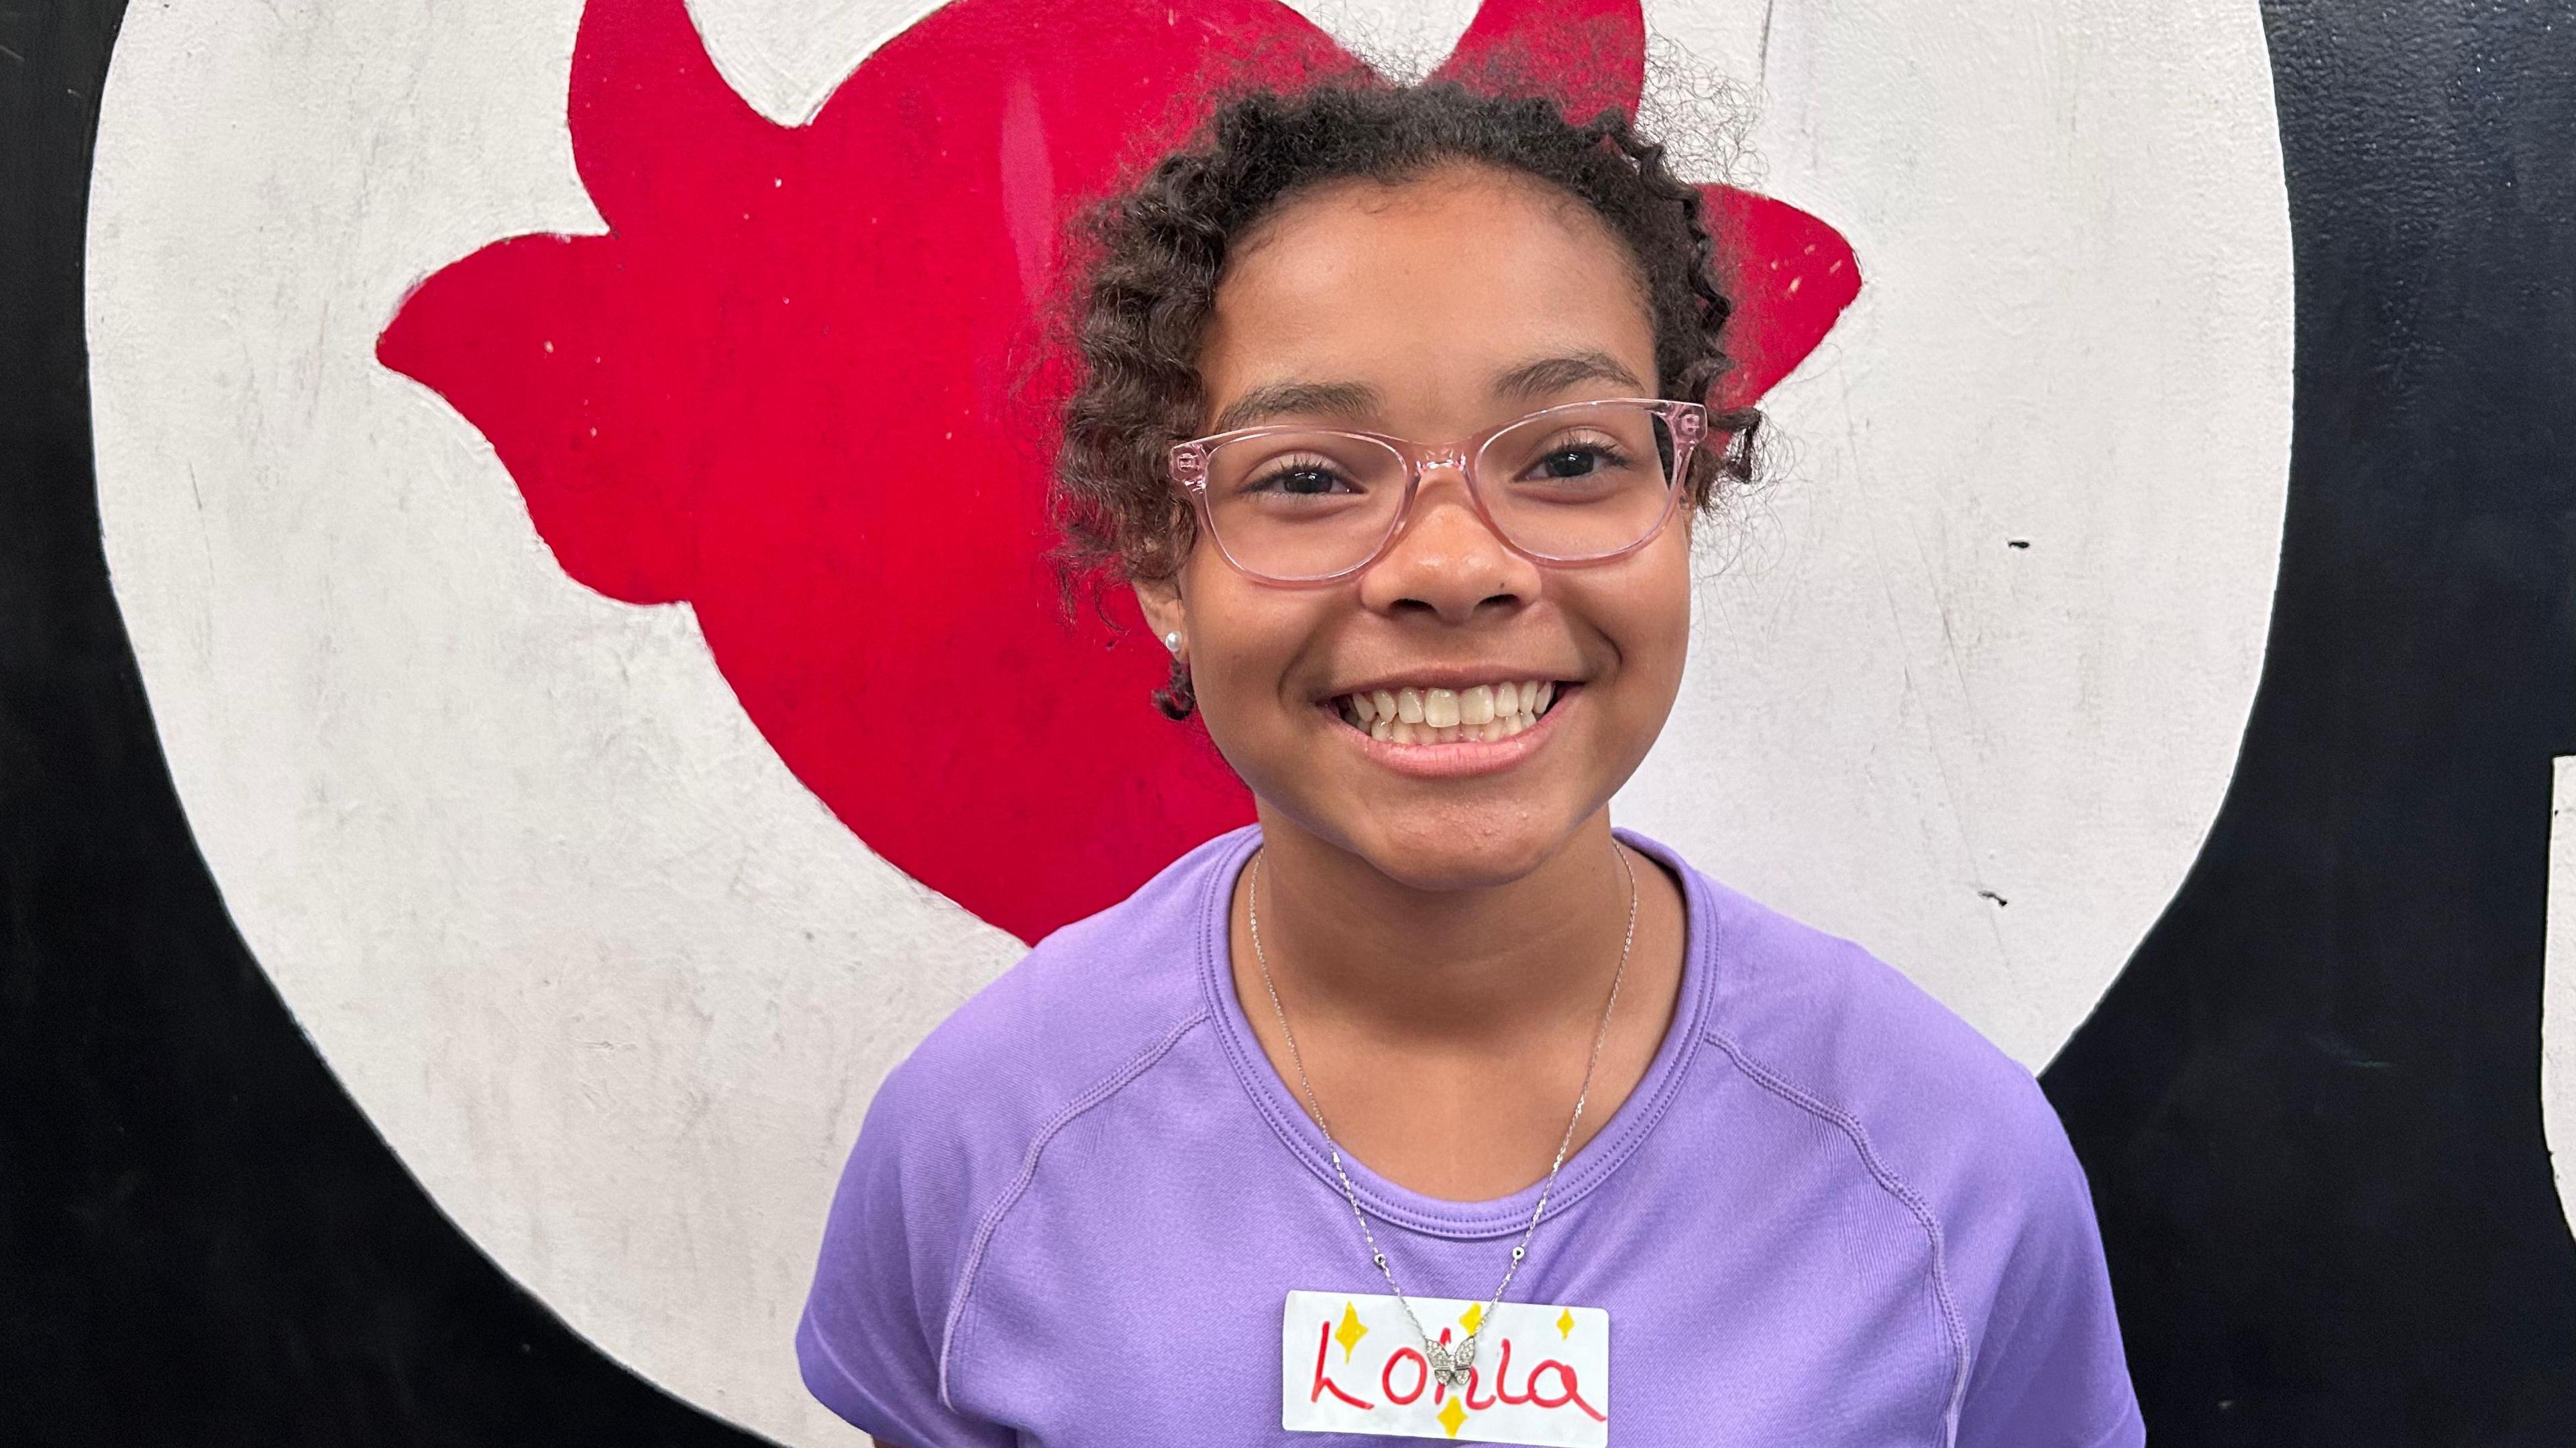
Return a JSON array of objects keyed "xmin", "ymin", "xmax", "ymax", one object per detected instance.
[{"xmin": 1163, "ymin": 631, "xmax": 1183, "ymax": 653}]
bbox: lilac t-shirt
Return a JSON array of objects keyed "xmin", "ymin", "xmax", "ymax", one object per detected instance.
[{"xmin": 798, "ymin": 826, "xmax": 2143, "ymax": 1447}]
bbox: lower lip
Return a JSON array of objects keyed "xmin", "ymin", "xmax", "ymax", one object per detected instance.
[{"xmin": 1324, "ymin": 687, "xmax": 1579, "ymax": 779}]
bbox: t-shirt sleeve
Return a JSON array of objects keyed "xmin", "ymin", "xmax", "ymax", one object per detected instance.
[
  {"xmin": 796, "ymin": 1049, "xmax": 1018, "ymax": 1448},
  {"xmin": 1953, "ymin": 1091, "xmax": 2146, "ymax": 1448}
]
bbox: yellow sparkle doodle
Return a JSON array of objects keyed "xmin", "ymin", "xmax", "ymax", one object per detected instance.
[
  {"xmin": 1334, "ymin": 1302, "xmax": 1368, "ymax": 1361},
  {"xmin": 1557, "ymin": 1307, "xmax": 1576, "ymax": 1339},
  {"xmin": 1459, "ymin": 1302, "xmax": 1484, "ymax": 1335},
  {"xmin": 1438, "ymin": 1396, "xmax": 1470, "ymax": 1437}
]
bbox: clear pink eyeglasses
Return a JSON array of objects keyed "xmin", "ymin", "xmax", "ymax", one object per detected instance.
[{"xmin": 1168, "ymin": 397, "xmax": 1710, "ymax": 586}]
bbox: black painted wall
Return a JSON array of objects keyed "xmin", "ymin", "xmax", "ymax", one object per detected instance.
[
  {"xmin": 5, "ymin": 0, "xmax": 2574, "ymax": 1443},
  {"xmin": 2041, "ymin": 1, "xmax": 2576, "ymax": 1443}
]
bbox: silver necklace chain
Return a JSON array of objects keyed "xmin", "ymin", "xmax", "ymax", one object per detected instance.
[{"xmin": 1246, "ymin": 842, "xmax": 1640, "ymax": 1389}]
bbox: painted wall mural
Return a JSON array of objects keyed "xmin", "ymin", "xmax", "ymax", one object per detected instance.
[
  {"xmin": 372, "ymin": 0, "xmax": 1860, "ymax": 947},
  {"xmin": 3, "ymin": 0, "xmax": 2571, "ymax": 1443}
]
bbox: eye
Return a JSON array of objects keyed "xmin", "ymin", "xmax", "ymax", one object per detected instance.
[
  {"xmin": 1538, "ymin": 447, "xmax": 1606, "ymax": 478},
  {"xmin": 1243, "ymin": 455, "xmax": 1358, "ymax": 498},
  {"xmin": 1520, "ymin": 435, "xmax": 1631, "ymax": 482}
]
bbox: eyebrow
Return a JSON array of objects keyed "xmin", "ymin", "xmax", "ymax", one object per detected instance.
[
  {"xmin": 1203, "ymin": 351, "xmax": 1647, "ymax": 435},
  {"xmin": 1208, "ymin": 380, "xmax": 1382, "ymax": 435},
  {"xmin": 1491, "ymin": 350, "xmax": 1648, "ymax": 402}
]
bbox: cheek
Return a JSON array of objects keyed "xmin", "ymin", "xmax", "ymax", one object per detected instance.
[
  {"xmin": 1181, "ymin": 555, "xmax": 1308, "ymax": 724},
  {"xmin": 1597, "ymin": 544, "xmax": 1696, "ymax": 693}
]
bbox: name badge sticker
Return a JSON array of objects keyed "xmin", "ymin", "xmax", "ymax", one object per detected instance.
[{"xmin": 1281, "ymin": 1289, "xmax": 1609, "ymax": 1445}]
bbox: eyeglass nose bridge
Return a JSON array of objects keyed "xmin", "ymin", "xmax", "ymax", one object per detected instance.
[
  {"xmin": 1409, "ymin": 444, "xmax": 1473, "ymax": 482},
  {"xmin": 1385, "ymin": 442, "xmax": 1518, "ymax": 566}
]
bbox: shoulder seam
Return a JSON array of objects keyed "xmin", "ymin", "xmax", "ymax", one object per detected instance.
[
  {"xmin": 1706, "ymin": 1026, "xmax": 1972, "ymax": 1448},
  {"xmin": 934, "ymin": 1007, "xmax": 1211, "ymax": 1409}
]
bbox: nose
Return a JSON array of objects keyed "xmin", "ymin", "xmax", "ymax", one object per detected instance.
[{"xmin": 1355, "ymin": 459, "xmax": 1541, "ymax": 624}]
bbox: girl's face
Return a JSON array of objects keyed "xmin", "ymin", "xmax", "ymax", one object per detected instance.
[{"xmin": 1137, "ymin": 164, "xmax": 1693, "ymax": 890}]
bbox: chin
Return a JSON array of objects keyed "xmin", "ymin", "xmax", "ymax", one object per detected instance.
[{"xmin": 1340, "ymin": 808, "xmax": 1570, "ymax": 892}]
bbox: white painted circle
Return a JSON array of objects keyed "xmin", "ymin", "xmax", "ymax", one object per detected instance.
[{"xmin": 89, "ymin": 0, "xmax": 2291, "ymax": 1440}]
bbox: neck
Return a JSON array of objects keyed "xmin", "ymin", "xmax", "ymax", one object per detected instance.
[{"xmin": 1242, "ymin": 805, "xmax": 1641, "ymax": 1045}]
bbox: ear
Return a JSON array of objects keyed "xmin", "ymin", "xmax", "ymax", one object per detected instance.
[{"xmin": 1130, "ymin": 573, "xmax": 1185, "ymax": 650}]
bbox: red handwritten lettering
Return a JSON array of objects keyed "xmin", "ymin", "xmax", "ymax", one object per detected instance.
[
  {"xmin": 1525, "ymin": 1359, "xmax": 1609, "ymax": 1423},
  {"xmin": 1310, "ymin": 1321, "xmax": 1374, "ymax": 1410},
  {"xmin": 1381, "ymin": 1347, "xmax": 1428, "ymax": 1406},
  {"xmin": 1495, "ymin": 1337, "xmax": 1532, "ymax": 1406}
]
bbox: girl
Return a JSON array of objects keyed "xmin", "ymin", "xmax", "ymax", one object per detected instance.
[{"xmin": 798, "ymin": 81, "xmax": 2143, "ymax": 1447}]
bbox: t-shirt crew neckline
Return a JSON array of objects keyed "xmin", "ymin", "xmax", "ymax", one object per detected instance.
[{"xmin": 1196, "ymin": 822, "xmax": 1720, "ymax": 1241}]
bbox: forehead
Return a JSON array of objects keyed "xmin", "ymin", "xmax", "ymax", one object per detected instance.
[{"xmin": 1200, "ymin": 165, "xmax": 1657, "ymax": 415}]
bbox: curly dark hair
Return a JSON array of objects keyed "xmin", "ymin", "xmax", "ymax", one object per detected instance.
[{"xmin": 1052, "ymin": 80, "xmax": 1760, "ymax": 718}]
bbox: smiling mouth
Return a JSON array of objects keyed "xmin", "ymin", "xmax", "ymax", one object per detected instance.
[{"xmin": 1329, "ymin": 680, "xmax": 1569, "ymax": 744}]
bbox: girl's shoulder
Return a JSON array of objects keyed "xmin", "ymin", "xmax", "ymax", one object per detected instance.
[
  {"xmin": 1668, "ymin": 865, "xmax": 2138, "ymax": 1442},
  {"xmin": 1675, "ymin": 858, "xmax": 2092, "ymax": 1223}
]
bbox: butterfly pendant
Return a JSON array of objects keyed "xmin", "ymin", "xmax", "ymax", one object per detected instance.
[{"xmin": 1426, "ymin": 1332, "xmax": 1479, "ymax": 1389}]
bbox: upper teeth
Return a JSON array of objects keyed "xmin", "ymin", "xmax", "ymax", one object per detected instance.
[{"xmin": 1338, "ymin": 681, "xmax": 1557, "ymax": 744}]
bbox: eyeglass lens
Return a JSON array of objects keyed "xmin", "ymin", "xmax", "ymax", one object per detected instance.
[{"xmin": 1198, "ymin": 400, "xmax": 1682, "ymax": 581}]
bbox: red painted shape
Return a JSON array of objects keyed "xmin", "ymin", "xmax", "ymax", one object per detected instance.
[
  {"xmin": 1430, "ymin": 0, "xmax": 1646, "ymax": 122},
  {"xmin": 1702, "ymin": 185, "xmax": 1864, "ymax": 410},
  {"xmin": 378, "ymin": 0, "xmax": 1860, "ymax": 943}
]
